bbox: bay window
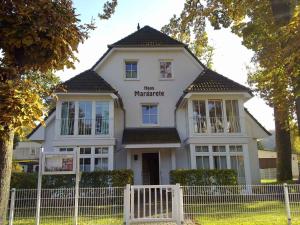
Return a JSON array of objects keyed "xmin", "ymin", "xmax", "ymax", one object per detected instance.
[
  {"xmin": 191, "ymin": 99, "xmax": 241, "ymax": 134},
  {"xmin": 60, "ymin": 101, "xmax": 110, "ymax": 136},
  {"xmin": 193, "ymin": 144, "xmax": 246, "ymax": 184}
]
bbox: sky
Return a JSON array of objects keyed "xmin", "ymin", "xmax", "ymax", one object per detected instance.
[{"xmin": 56, "ymin": 0, "xmax": 275, "ymax": 130}]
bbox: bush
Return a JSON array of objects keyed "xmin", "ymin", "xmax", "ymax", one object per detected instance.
[
  {"xmin": 10, "ymin": 169, "xmax": 133, "ymax": 189},
  {"xmin": 170, "ymin": 169, "xmax": 237, "ymax": 185}
]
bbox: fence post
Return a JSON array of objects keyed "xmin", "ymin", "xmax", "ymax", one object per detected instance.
[
  {"xmin": 36, "ymin": 147, "xmax": 43, "ymax": 225},
  {"xmin": 123, "ymin": 184, "xmax": 131, "ymax": 225},
  {"xmin": 8, "ymin": 188, "xmax": 16, "ymax": 225},
  {"xmin": 175, "ymin": 183, "xmax": 184, "ymax": 225},
  {"xmin": 74, "ymin": 147, "xmax": 80, "ymax": 225},
  {"xmin": 283, "ymin": 183, "xmax": 291, "ymax": 225}
]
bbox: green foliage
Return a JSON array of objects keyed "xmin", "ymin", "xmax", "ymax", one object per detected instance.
[
  {"xmin": 170, "ymin": 169, "xmax": 237, "ymax": 186},
  {"xmin": 10, "ymin": 170, "xmax": 133, "ymax": 189}
]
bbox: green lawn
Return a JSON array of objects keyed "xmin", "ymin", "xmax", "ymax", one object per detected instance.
[
  {"xmin": 11, "ymin": 217, "xmax": 123, "ymax": 225},
  {"xmin": 186, "ymin": 201, "xmax": 300, "ymax": 225}
]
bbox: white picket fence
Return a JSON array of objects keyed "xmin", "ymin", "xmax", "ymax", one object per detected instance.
[{"xmin": 7, "ymin": 184, "xmax": 300, "ymax": 225}]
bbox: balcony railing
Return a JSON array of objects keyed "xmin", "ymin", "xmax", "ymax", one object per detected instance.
[
  {"xmin": 60, "ymin": 118, "xmax": 109, "ymax": 136},
  {"xmin": 193, "ymin": 116, "xmax": 207, "ymax": 133},
  {"xmin": 61, "ymin": 118, "xmax": 74, "ymax": 135},
  {"xmin": 226, "ymin": 116, "xmax": 241, "ymax": 133},
  {"xmin": 192, "ymin": 116, "xmax": 241, "ymax": 134}
]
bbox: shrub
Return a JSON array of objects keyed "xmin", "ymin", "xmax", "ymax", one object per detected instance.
[
  {"xmin": 170, "ymin": 169, "xmax": 237, "ymax": 185},
  {"xmin": 10, "ymin": 169, "xmax": 133, "ymax": 189}
]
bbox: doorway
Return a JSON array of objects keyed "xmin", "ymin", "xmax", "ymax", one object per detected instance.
[{"xmin": 142, "ymin": 153, "xmax": 159, "ymax": 185}]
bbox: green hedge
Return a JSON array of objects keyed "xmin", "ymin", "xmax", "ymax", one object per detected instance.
[
  {"xmin": 170, "ymin": 169, "xmax": 237, "ymax": 185},
  {"xmin": 11, "ymin": 169, "xmax": 133, "ymax": 189}
]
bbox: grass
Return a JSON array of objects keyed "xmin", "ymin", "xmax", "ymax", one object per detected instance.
[
  {"xmin": 261, "ymin": 179, "xmax": 278, "ymax": 184},
  {"xmin": 187, "ymin": 201, "xmax": 300, "ymax": 225},
  {"xmin": 11, "ymin": 217, "xmax": 123, "ymax": 225}
]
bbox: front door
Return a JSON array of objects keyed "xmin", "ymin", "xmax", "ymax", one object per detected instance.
[{"xmin": 142, "ymin": 153, "xmax": 159, "ymax": 185}]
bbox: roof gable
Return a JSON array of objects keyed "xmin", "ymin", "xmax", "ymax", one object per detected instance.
[
  {"xmin": 109, "ymin": 25, "xmax": 186, "ymax": 48},
  {"xmin": 58, "ymin": 70, "xmax": 116, "ymax": 93},
  {"xmin": 185, "ymin": 69, "xmax": 252, "ymax": 94}
]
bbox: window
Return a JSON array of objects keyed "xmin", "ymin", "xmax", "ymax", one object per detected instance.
[
  {"xmin": 78, "ymin": 101, "xmax": 92, "ymax": 135},
  {"xmin": 79, "ymin": 147, "xmax": 109, "ymax": 172},
  {"xmin": 142, "ymin": 104, "xmax": 158, "ymax": 125},
  {"xmin": 59, "ymin": 147, "xmax": 73, "ymax": 152},
  {"xmin": 230, "ymin": 145, "xmax": 245, "ymax": 183},
  {"xmin": 95, "ymin": 102, "xmax": 109, "ymax": 135},
  {"xmin": 193, "ymin": 100, "xmax": 207, "ymax": 133},
  {"xmin": 125, "ymin": 61, "xmax": 138, "ymax": 79},
  {"xmin": 80, "ymin": 158, "xmax": 91, "ymax": 172},
  {"xmin": 160, "ymin": 61, "xmax": 172, "ymax": 79},
  {"xmin": 80, "ymin": 147, "xmax": 92, "ymax": 172},
  {"xmin": 225, "ymin": 100, "xmax": 241, "ymax": 133},
  {"xmin": 208, "ymin": 100, "xmax": 224, "ymax": 133},
  {"xmin": 61, "ymin": 101, "xmax": 75, "ymax": 135},
  {"xmin": 193, "ymin": 145, "xmax": 246, "ymax": 183}
]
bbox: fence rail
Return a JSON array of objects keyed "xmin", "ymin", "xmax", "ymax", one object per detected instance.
[{"xmin": 7, "ymin": 184, "xmax": 300, "ymax": 225}]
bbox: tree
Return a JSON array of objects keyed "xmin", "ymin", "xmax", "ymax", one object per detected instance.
[
  {"xmin": 163, "ymin": 0, "xmax": 300, "ymax": 181},
  {"xmin": 0, "ymin": 0, "xmax": 98, "ymax": 220}
]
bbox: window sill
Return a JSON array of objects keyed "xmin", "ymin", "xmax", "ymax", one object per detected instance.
[
  {"xmin": 159, "ymin": 78, "xmax": 174, "ymax": 81},
  {"xmin": 124, "ymin": 78, "xmax": 140, "ymax": 81}
]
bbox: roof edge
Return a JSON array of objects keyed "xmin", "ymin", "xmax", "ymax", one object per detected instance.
[{"xmin": 244, "ymin": 108, "xmax": 272, "ymax": 136}]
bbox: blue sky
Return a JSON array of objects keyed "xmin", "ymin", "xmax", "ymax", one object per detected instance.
[{"xmin": 56, "ymin": 0, "xmax": 274, "ymax": 130}]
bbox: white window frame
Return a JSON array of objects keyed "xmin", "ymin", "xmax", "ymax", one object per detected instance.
[
  {"xmin": 140, "ymin": 103, "xmax": 159, "ymax": 126},
  {"xmin": 189, "ymin": 98, "xmax": 242, "ymax": 135},
  {"xmin": 191, "ymin": 144, "xmax": 248, "ymax": 184},
  {"xmin": 58, "ymin": 100, "xmax": 112, "ymax": 137},
  {"xmin": 159, "ymin": 59, "xmax": 174, "ymax": 80},
  {"xmin": 124, "ymin": 59, "xmax": 139, "ymax": 80}
]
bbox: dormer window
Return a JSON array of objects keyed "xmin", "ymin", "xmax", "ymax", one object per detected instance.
[
  {"xmin": 125, "ymin": 61, "xmax": 138, "ymax": 79},
  {"xmin": 160, "ymin": 60, "xmax": 173, "ymax": 79}
]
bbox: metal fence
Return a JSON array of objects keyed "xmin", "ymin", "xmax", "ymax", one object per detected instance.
[
  {"xmin": 182, "ymin": 184, "xmax": 300, "ymax": 225},
  {"xmin": 8, "ymin": 187, "xmax": 124, "ymax": 225},
  {"xmin": 7, "ymin": 184, "xmax": 300, "ymax": 225}
]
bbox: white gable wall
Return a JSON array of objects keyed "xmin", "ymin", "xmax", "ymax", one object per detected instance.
[{"xmin": 95, "ymin": 48, "xmax": 203, "ymax": 128}]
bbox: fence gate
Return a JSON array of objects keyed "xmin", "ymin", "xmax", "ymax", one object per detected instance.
[{"xmin": 124, "ymin": 184, "xmax": 183, "ymax": 224}]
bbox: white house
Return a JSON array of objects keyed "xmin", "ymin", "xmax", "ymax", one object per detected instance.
[
  {"xmin": 13, "ymin": 141, "xmax": 41, "ymax": 172},
  {"xmin": 28, "ymin": 25, "xmax": 270, "ymax": 185}
]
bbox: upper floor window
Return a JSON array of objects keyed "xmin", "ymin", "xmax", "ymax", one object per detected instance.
[
  {"xmin": 160, "ymin": 61, "xmax": 173, "ymax": 79},
  {"xmin": 142, "ymin": 104, "xmax": 158, "ymax": 125},
  {"xmin": 208, "ymin": 100, "xmax": 224, "ymax": 133},
  {"xmin": 60, "ymin": 101, "xmax": 110, "ymax": 136},
  {"xmin": 192, "ymin": 99, "xmax": 241, "ymax": 134},
  {"xmin": 125, "ymin": 61, "xmax": 138, "ymax": 79},
  {"xmin": 225, "ymin": 100, "xmax": 241, "ymax": 133},
  {"xmin": 78, "ymin": 101, "xmax": 92, "ymax": 135},
  {"xmin": 61, "ymin": 101, "xmax": 75, "ymax": 135},
  {"xmin": 95, "ymin": 102, "xmax": 109, "ymax": 135}
]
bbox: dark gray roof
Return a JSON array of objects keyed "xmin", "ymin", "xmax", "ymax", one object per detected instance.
[
  {"xmin": 109, "ymin": 25, "xmax": 186, "ymax": 48},
  {"xmin": 58, "ymin": 70, "xmax": 116, "ymax": 93},
  {"xmin": 185, "ymin": 69, "xmax": 253, "ymax": 94},
  {"xmin": 122, "ymin": 128, "xmax": 181, "ymax": 145}
]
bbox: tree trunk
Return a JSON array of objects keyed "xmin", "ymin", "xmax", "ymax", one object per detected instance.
[
  {"xmin": 274, "ymin": 106, "xmax": 293, "ymax": 181},
  {"xmin": 0, "ymin": 130, "xmax": 14, "ymax": 223}
]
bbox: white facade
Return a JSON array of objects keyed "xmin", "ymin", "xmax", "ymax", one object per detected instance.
[{"xmin": 29, "ymin": 26, "xmax": 270, "ymax": 185}]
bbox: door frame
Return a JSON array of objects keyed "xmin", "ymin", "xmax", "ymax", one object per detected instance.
[{"xmin": 142, "ymin": 152, "xmax": 160, "ymax": 185}]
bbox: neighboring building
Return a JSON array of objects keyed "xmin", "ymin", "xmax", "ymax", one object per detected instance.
[
  {"xmin": 259, "ymin": 131, "xmax": 300, "ymax": 180},
  {"xmin": 13, "ymin": 141, "xmax": 41, "ymax": 172},
  {"xmin": 28, "ymin": 25, "xmax": 270, "ymax": 185}
]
